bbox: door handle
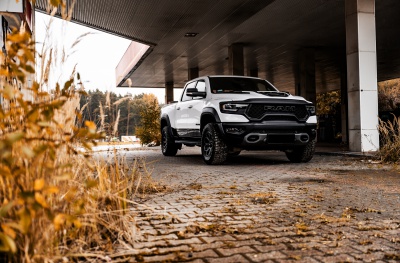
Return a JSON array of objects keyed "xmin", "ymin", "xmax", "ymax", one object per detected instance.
[{"xmin": 188, "ymin": 105, "xmax": 193, "ymax": 109}]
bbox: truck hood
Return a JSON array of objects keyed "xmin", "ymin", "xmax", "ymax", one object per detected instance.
[{"xmin": 209, "ymin": 92, "xmax": 310, "ymax": 103}]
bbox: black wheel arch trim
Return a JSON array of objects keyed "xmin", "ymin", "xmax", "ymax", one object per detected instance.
[
  {"xmin": 200, "ymin": 107, "xmax": 221, "ymax": 129},
  {"xmin": 201, "ymin": 108, "xmax": 226, "ymax": 139},
  {"xmin": 160, "ymin": 114, "xmax": 175, "ymax": 137}
]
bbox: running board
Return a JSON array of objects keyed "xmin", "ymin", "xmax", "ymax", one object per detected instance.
[{"xmin": 175, "ymin": 139, "xmax": 201, "ymax": 146}]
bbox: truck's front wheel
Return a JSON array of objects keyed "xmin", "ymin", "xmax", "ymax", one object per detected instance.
[
  {"xmin": 201, "ymin": 123, "xmax": 228, "ymax": 165},
  {"xmin": 285, "ymin": 138, "xmax": 316, "ymax": 163},
  {"xmin": 161, "ymin": 126, "xmax": 180, "ymax": 156}
]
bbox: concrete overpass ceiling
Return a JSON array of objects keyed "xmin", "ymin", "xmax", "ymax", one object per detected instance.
[
  {"xmin": 375, "ymin": 0, "xmax": 400, "ymax": 82},
  {"xmin": 35, "ymin": 0, "xmax": 400, "ymax": 90}
]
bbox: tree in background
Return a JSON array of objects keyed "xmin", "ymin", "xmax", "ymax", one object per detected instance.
[
  {"xmin": 378, "ymin": 79, "xmax": 400, "ymax": 112},
  {"xmin": 316, "ymin": 90, "xmax": 341, "ymax": 115},
  {"xmin": 79, "ymin": 91, "xmax": 160, "ymax": 141},
  {"xmin": 135, "ymin": 93, "xmax": 161, "ymax": 145}
]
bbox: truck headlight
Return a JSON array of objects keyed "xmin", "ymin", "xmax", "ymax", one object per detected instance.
[
  {"xmin": 220, "ymin": 103, "xmax": 248, "ymax": 113},
  {"xmin": 306, "ymin": 105, "xmax": 316, "ymax": 116}
]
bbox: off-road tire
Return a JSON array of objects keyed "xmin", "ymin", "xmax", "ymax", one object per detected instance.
[
  {"xmin": 201, "ymin": 123, "xmax": 228, "ymax": 165},
  {"xmin": 285, "ymin": 138, "xmax": 316, "ymax": 163},
  {"xmin": 161, "ymin": 126, "xmax": 180, "ymax": 156}
]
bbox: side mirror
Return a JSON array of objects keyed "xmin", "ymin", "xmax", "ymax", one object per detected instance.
[{"xmin": 186, "ymin": 88, "xmax": 206, "ymax": 98}]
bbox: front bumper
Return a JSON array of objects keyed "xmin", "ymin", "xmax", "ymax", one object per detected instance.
[{"xmin": 217, "ymin": 121, "xmax": 317, "ymax": 150}]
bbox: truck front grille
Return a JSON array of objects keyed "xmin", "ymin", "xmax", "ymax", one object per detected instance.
[{"xmin": 246, "ymin": 104, "xmax": 308, "ymax": 121}]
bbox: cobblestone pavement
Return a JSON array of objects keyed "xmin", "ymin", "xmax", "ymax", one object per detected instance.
[{"xmin": 99, "ymin": 147, "xmax": 400, "ymax": 262}]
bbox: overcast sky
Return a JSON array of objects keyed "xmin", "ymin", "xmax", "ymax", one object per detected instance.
[{"xmin": 35, "ymin": 12, "xmax": 181, "ymax": 103}]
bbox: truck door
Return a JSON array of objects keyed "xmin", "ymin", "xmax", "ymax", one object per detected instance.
[{"xmin": 175, "ymin": 80, "xmax": 206, "ymax": 138}]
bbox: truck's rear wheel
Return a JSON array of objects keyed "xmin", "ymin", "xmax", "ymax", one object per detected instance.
[
  {"xmin": 161, "ymin": 126, "xmax": 180, "ymax": 156},
  {"xmin": 285, "ymin": 138, "xmax": 316, "ymax": 163},
  {"xmin": 201, "ymin": 123, "xmax": 228, "ymax": 165}
]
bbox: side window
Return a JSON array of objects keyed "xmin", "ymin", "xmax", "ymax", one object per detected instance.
[{"xmin": 181, "ymin": 81, "xmax": 197, "ymax": 102}]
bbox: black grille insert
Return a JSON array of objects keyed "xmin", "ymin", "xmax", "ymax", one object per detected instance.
[{"xmin": 246, "ymin": 104, "xmax": 308, "ymax": 121}]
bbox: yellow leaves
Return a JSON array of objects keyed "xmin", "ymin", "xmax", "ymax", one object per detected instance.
[
  {"xmin": 85, "ymin": 121, "xmax": 97, "ymax": 132},
  {"xmin": 295, "ymin": 221, "xmax": 316, "ymax": 237},
  {"xmin": 17, "ymin": 208, "xmax": 31, "ymax": 234},
  {"xmin": 73, "ymin": 219, "xmax": 82, "ymax": 229},
  {"xmin": 0, "ymin": 201, "xmax": 14, "ymax": 217},
  {"xmin": 316, "ymin": 90, "xmax": 341, "ymax": 115},
  {"xmin": 0, "ymin": 20, "xmax": 111, "ymax": 258},
  {"xmin": 53, "ymin": 214, "xmax": 81, "ymax": 231},
  {"xmin": 0, "ymin": 232, "xmax": 17, "ymax": 253},
  {"xmin": 27, "ymin": 108, "xmax": 39, "ymax": 122},
  {"xmin": 63, "ymin": 187, "xmax": 77, "ymax": 202},
  {"xmin": 0, "ymin": 165, "xmax": 12, "ymax": 178},
  {"xmin": 50, "ymin": 0, "xmax": 62, "ymax": 7},
  {"xmin": 2, "ymin": 86, "xmax": 17, "ymax": 100},
  {"xmin": 1, "ymin": 224, "xmax": 16, "ymax": 239},
  {"xmin": 5, "ymin": 131, "xmax": 25, "ymax": 145},
  {"xmin": 44, "ymin": 186, "xmax": 59, "ymax": 195},
  {"xmin": 35, "ymin": 192, "xmax": 48, "ymax": 208},
  {"xmin": 34, "ymin": 179, "xmax": 45, "ymax": 191},
  {"xmin": 53, "ymin": 214, "xmax": 66, "ymax": 231},
  {"xmin": 295, "ymin": 222, "xmax": 309, "ymax": 233}
]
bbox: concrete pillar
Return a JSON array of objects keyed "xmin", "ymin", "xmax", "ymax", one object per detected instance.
[
  {"xmin": 228, "ymin": 44, "xmax": 244, "ymax": 76},
  {"xmin": 345, "ymin": 0, "xmax": 379, "ymax": 152},
  {"xmin": 188, "ymin": 67, "xmax": 199, "ymax": 80},
  {"xmin": 248, "ymin": 68, "xmax": 258, "ymax": 77},
  {"xmin": 165, "ymin": 82, "xmax": 174, "ymax": 104},
  {"xmin": 298, "ymin": 49, "xmax": 316, "ymax": 104}
]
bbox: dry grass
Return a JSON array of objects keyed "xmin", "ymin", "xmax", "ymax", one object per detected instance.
[
  {"xmin": 0, "ymin": 10, "xmax": 159, "ymax": 262},
  {"xmin": 378, "ymin": 116, "xmax": 400, "ymax": 163}
]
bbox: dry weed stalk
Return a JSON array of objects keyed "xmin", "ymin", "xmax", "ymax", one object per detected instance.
[
  {"xmin": 378, "ymin": 116, "xmax": 400, "ymax": 163},
  {"xmin": 0, "ymin": 7, "xmax": 148, "ymax": 262}
]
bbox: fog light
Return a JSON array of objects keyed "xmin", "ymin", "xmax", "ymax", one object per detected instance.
[
  {"xmin": 300, "ymin": 135, "xmax": 309, "ymax": 142},
  {"xmin": 247, "ymin": 135, "xmax": 259, "ymax": 142},
  {"xmin": 225, "ymin": 127, "xmax": 245, "ymax": 134}
]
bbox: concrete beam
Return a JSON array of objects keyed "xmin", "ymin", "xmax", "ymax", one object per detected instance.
[
  {"xmin": 228, "ymin": 44, "xmax": 244, "ymax": 76},
  {"xmin": 248, "ymin": 68, "xmax": 258, "ymax": 77},
  {"xmin": 188, "ymin": 67, "xmax": 199, "ymax": 80},
  {"xmin": 345, "ymin": 0, "xmax": 379, "ymax": 152},
  {"xmin": 298, "ymin": 48, "xmax": 316, "ymax": 104},
  {"xmin": 165, "ymin": 82, "xmax": 174, "ymax": 104}
]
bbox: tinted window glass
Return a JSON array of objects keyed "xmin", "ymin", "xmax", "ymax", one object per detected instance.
[{"xmin": 209, "ymin": 77, "xmax": 277, "ymax": 93}]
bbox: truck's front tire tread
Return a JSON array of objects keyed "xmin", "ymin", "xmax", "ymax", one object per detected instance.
[
  {"xmin": 285, "ymin": 139, "xmax": 316, "ymax": 163},
  {"xmin": 201, "ymin": 123, "xmax": 228, "ymax": 165},
  {"xmin": 161, "ymin": 126, "xmax": 179, "ymax": 156}
]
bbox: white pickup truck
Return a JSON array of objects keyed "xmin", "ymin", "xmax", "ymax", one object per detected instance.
[{"xmin": 160, "ymin": 75, "xmax": 317, "ymax": 165}]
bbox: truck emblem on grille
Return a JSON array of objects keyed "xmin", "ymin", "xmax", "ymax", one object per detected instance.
[{"xmin": 264, "ymin": 105, "xmax": 296, "ymax": 112}]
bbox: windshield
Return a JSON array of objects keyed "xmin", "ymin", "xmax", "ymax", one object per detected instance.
[{"xmin": 209, "ymin": 77, "xmax": 277, "ymax": 93}]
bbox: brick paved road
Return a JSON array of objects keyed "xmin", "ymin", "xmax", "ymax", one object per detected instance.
[{"xmin": 99, "ymin": 147, "xmax": 400, "ymax": 262}]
